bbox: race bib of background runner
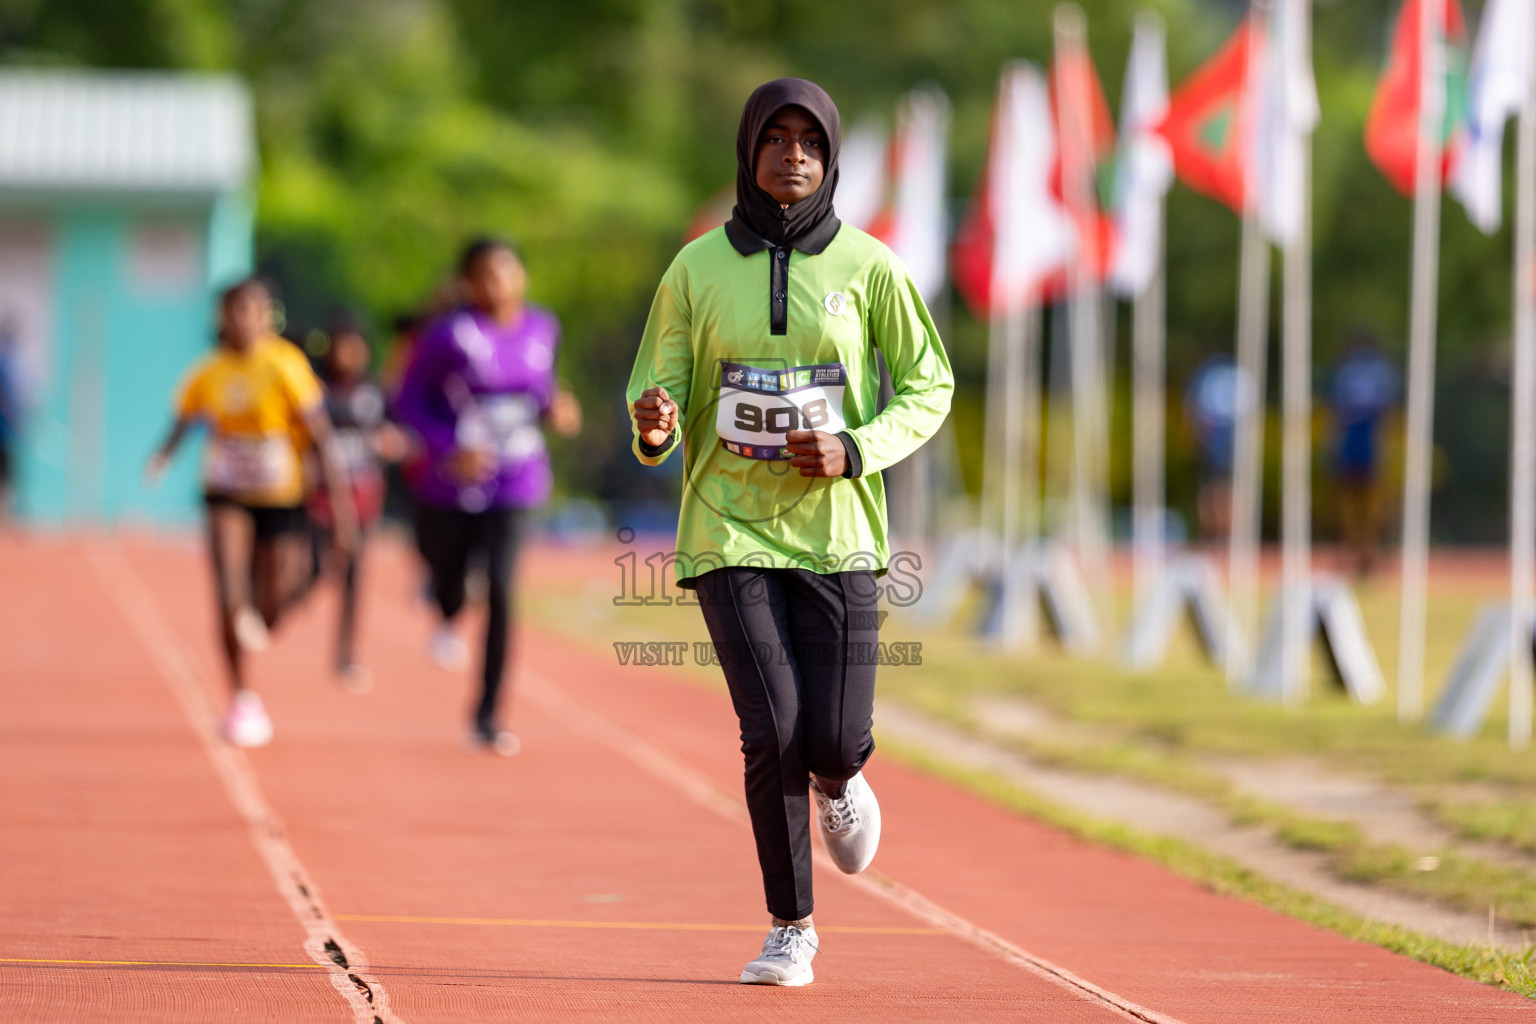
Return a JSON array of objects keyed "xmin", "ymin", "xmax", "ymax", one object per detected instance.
[
  {"xmin": 204, "ymin": 434, "xmax": 296, "ymax": 494},
  {"xmin": 332, "ymin": 429, "xmax": 375, "ymax": 478},
  {"xmin": 478, "ymin": 394, "xmax": 545, "ymax": 462},
  {"xmin": 715, "ymin": 361, "xmax": 847, "ymax": 460}
]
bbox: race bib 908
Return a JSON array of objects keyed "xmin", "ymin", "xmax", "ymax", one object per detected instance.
[{"xmin": 715, "ymin": 361, "xmax": 847, "ymax": 460}]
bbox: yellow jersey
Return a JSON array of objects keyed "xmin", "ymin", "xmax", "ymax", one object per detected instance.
[{"xmin": 176, "ymin": 335, "xmax": 324, "ymax": 507}]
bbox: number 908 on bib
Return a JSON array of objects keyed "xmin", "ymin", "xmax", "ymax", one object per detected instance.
[{"xmin": 715, "ymin": 360, "xmax": 848, "ymax": 461}]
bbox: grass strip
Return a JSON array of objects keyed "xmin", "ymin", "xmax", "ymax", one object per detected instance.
[
  {"xmin": 1431, "ymin": 797, "xmax": 1536, "ymax": 858},
  {"xmin": 878, "ymin": 737, "xmax": 1536, "ymax": 1001},
  {"xmin": 941, "ymin": 712, "xmax": 1536, "ymax": 931}
]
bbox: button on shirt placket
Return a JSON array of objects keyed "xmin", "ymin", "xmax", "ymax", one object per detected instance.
[{"xmin": 770, "ymin": 247, "xmax": 789, "ymax": 336}]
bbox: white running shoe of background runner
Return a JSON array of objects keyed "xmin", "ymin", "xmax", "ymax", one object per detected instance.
[
  {"xmin": 469, "ymin": 723, "xmax": 521, "ymax": 757},
  {"xmin": 812, "ymin": 771, "xmax": 881, "ymax": 874},
  {"xmin": 430, "ymin": 624, "xmax": 469, "ymax": 671},
  {"xmin": 223, "ymin": 691, "xmax": 274, "ymax": 748},
  {"xmin": 338, "ymin": 663, "xmax": 374, "ymax": 695},
  {"xmin": 739, "ymin": 923, "xmax": 818, "ymax": 986},
  {"xmin": 233, "ymin": 605, "xmax": 269, "ymax": 652}
]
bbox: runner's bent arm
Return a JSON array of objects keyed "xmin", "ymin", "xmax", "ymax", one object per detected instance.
[
  {"xmin": 146, "ymin": 364, "xmax": 210, "ymax": 482},
  {"xmin": 627, "ymin": 260, "xmax": 694, "ymax": 465},
  {"xmin": 840, "ymin": 254, "xmax": 954, "ymax": 475},
  {"xmin": 393, "ymin": 324, "xmax": 460, "ymax": 464},
  {"xmin": 305, "ymin": 407, "xmax": 360, "ymax": 553},
  {"xmin": 145, "ymin": 416, "xmax": 194, "ymax": 483}
]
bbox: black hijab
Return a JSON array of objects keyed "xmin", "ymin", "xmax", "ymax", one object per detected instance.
[{"xmin": 725, "ymin": 78, "xmax": 842, "ymax": 255}]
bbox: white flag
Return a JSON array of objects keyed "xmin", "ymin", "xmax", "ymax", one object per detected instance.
[
  {"xmin": 1449, "ymin": 0, "xmax": 1536, "ymax": 235},
  {"xmin": 835, "ymin": 118, "xmax": 888, "ymax": 232},
  {"xmin": 1108, "ymin": 13, "xmax": 1173, "ymax": 298},
  {"xmin": 991, "ymin": 62, "xmax": 1077, "ymax": 314},
  {"xmin": 881, "ymin": 86, "xmax": 951, "ymax": 304},
  {"xmin": 1256, "ymin": 0, "xmax": 1320, "ymax": 247}
]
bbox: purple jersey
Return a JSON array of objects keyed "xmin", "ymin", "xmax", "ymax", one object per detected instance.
[{"xmin": 396, "ymin": 304, "xmax": 560, "ymax": 511}]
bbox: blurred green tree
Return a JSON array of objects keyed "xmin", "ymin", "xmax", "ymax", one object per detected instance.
[{"xmin": 0, "ymin": 0, "xmax": 1522, "ymax": 535}]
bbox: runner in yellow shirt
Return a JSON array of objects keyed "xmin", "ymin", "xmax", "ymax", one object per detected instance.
[{"xmin": 146, "ymin": 278, "xmax": 358, "ymax": 747}]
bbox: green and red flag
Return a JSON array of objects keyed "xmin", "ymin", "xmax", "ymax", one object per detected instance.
[
  {"xmin": 1365, "ymin": 0, "xmax": 1470, "ymax": 196},
  {"xmin": 1047, "ymin": 41, "xmax": 1119, "ymax": 294},
  {"xmin": 1156, "ymin": 19, "xmax": 1259, "ymax": 214}
]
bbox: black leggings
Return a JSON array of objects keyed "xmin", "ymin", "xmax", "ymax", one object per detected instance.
[
  {"xmin": 694, "ymin": 567, "xmax": 879, "ymax": 922},
  {"xmin": 414, "ymin": 504, "xmax": 527, "ymax": 729}
]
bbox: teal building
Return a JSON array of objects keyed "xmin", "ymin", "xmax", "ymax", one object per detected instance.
[{"xmin": 0, "ymin": 71, "xmax": 256, "ymax": 526}]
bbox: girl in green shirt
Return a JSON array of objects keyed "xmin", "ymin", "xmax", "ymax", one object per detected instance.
[{"xmin": 627, "ymin": 77, "xmax": 953, "ymax": 987}]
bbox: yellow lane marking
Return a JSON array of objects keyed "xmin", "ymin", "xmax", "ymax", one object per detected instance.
[
  {"xmin": 0, "ymin": 957, "xmax": 324, "ymax": 969},
  {"xmin": 336, "ymin": 914, "xmax": 945, "ymax": 936}
]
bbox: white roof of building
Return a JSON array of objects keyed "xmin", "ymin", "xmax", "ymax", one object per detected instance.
[{"xmin": 0, "ymin": 71, "xmax": 254, "ymax": 192}]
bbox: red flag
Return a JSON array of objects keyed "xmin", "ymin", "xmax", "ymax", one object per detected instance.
[
  {"xmin": 1046, "ymin": 42, "xmax": 1118, "ymax": 296},
  {"xmin": 952, "ymin": 65, "xmax": 1077, "ymax": 319},
  {"xmin": 1156, "ymin": 19, "xmax": 1259, "ymax": 213},
  {"xmin": 1364, "ymin": 0, "xmax": 1469, "ymax": 196},
  {"xmin": 682, "ymin": 185, "xmax": 734, "ymax": 243},
  {"xmin": 951, "ymin": 154, "xmax": 1003, "ymax": 318}
]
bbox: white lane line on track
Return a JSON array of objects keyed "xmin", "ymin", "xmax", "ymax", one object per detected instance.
[
  {"xmin": 523, "ymin": 672, "xmax": 1187, "ymax": 1024},
  {"xmin": 90, "ymin": 546, "xmax": 400, "ymax": 1024}
]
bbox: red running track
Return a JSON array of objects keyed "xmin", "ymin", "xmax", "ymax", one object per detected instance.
[{"xmin": 1, "ymin": 532, "xmax": 1531, "ymax": 1022}]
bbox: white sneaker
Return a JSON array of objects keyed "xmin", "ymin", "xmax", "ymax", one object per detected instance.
[
  {"xmin": 470, "ymin": 723, "xmax": 521, "ymax": 757},
  {"xmin": 739, "ymin": 923, "xmax": 818, "ymax": 986},
  {"xmin": 812, "ymin": 772, "xmax": 881, "ymax": 874},
  {"xmin": 338, "ymin": 663, "xmax": 374, "ymax": 695},
  {"xmin": 430, "ymin": 625, "xmax": 469, "ymax": 671},
  {"xmin": 233, "ymin": 606, "xmax": 269, "ymax": 653},
  {"xmin": 222, "ymin": 691, "xmax": 274, "ymax": 748}
]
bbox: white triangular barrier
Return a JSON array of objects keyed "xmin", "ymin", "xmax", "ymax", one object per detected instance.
[
  {"xmin": 927, "ymin": 529, "xmax": 1098, "ymax": 653},
  {"xmin": 1033, "ymin": 542, "xmax": 1100, "ymax": 654},
  {"xmin": 1246, "ymin": 573, "xmax": 1385, "ymax": 705},
  {"xmin": 1124, "ymin": 553, "xmax": 1231, "ymax": 670},
  {"xmin": 924, "ymin": 527, "xmax": 994, "ymax": 622},
  {"xmin": 1430, "ymin": 605, "xmax": 1536, "ymax": 739}
]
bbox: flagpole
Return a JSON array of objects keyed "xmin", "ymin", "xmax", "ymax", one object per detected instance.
[
  {"xmin": 1398, "ymin": 0, "xmax": 1447, "ymax": 722},
  {"xmin": 1056, "ymin": 3, "xmax": 1112, "ymax": 650},
  {"xmin": 1133, "ymin": 203, "xmax": 1167, "ymax": 618},
  {"xmin": 1019, "ymin": 299, "xmax": 1044, "ymax": 648},
  {"xmin": 1228, "ymin": 208, "xmax": 1272, "ymax": 687},
  {"xmin": 1227, "ymin": 4, "xmax": 1273, "ymax": 687},
  {"xmin": 918, "ymin": 285, "xmax": 954, "ymax": 557},
  {"xmin": 1280, "ymin": 0, "xmax": 1314, "ymax": 705},
  {"xmin": 997, "ymin": 299, "xmax": 1027, "ymax": 649},
  {"xmin": 1120, "ymin": 9, "xmax": 1170, "ymax": 625},
  {"xmin": 1509, "ymin": 52, "xmax": 1536, "ymax": 749},
  {"xmin": 982, "ymin": 312, "xmax": 1006, "ymax": 552},
  {"xmin": 1000, "ymin": 301, "xmax": 1021, "ymax": 644}
]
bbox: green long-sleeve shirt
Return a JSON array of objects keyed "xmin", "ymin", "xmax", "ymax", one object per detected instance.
[{"xmin": 626, "ymin": 223, "xmax": 953, "ymax": 587}]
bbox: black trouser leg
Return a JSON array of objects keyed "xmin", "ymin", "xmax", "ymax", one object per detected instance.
[
  {"xmin": 695, "ymin": 567, "xmax": 879, "ymax": 922},
  {"xmin": 337, "ymin": 545, "xmax": 361, "ymax": 669},
  {"xmin": 787, "ymin": 569, "xmax": 879, "ymax": 786},
  {"xmin": 474, "ymin": 508, "xmax": 525, "ymax": 731},
  {"xmin": 415, "ymin": 504, "xmax": 471, "ymax": 620}
]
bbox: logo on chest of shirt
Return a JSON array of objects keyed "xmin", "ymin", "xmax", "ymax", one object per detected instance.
[
  {"xmin": 823, "ymin": 291, "xmax": 847, "ymax": 317},
  {"xmin": 221, "ymin": 377, "xmax": 253, "ymax": 414}
]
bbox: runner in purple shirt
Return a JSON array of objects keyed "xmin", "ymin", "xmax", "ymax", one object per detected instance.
[{"xmin": 396, "ymin": 237, "xmax": 581, "ymax": 754}]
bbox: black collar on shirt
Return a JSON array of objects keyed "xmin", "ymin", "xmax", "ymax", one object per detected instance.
[
  {"xmin": 724, "ymin": 211, "xmax": 842, "ymax": 336},
  {"xmin": 724, "ymin": 210, "xmax": 842, "ymax": 257}
]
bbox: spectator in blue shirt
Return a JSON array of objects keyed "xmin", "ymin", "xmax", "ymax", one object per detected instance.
[
  {"xmin": 1184, "ymin": 354, "xmax": 1254, "ymax": 545},
  {"xmin": 1328, "ymin": 333, "xmax": 1401, "ymax": 578}
]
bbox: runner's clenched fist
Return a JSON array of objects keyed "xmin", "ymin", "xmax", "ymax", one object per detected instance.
[
  {"xmin": 785, "ymin": 429, "xmax": 847, "ymax": 478},
  {"xmin": 632, "ymin": 386, "xmax": 678, "ymax": 448}
]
